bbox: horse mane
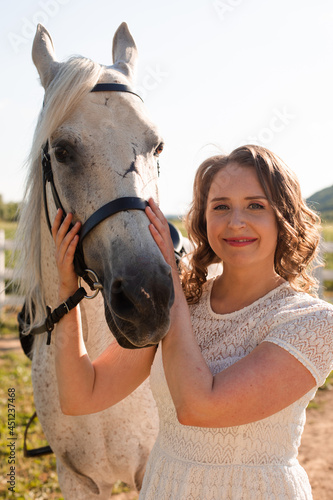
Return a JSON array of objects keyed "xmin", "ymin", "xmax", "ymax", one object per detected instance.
[{"xmin": 14, "ymin": 56, "xmax": 104, "ymax": 332}]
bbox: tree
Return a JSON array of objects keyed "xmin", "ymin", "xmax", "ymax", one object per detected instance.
[{"xmin": 0, "ymin": 194, "xmax": 20, "ymax": 221}]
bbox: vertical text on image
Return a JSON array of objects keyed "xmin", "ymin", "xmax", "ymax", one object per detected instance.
[{"xmin": 7, "ymin": 387, "xmax": 16, "ymax": 494}]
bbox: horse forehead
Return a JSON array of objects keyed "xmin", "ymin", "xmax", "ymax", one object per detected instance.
[{"xmin": 67, "ymin": 95, "xmax": 159, "ymax": 144}]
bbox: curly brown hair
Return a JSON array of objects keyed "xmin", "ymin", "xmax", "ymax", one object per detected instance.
[{"xmin": 181, "ymin": 145, "xmax": 322, "ymax": 303}]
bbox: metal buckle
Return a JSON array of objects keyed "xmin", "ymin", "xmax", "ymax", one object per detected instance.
[{"xmin": 78, "ymin": 269, "xmax": 103, "ymax": 299}]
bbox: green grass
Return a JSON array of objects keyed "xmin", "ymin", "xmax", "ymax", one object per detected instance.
[
  {"xmin": 0, "ymin": 308, "xmax": 19, "ymax": 337},
  {"xmin": 324, "ymin": 252, "xmax": 333, "ymax": 270},
  {"xmin": 322, "ymin": 224, "xmax": 333, "ymax": 242},
  {"xmin": 0, "ymin": 221, "xmax": 17, "ymax": 269},
  {"xmin": 0, "ymin": 309, "xmax": 134, "ymax": 498},
  {"xmin": 0, "ymin": 221, "xmax": 17, "ymax": 241},
  {"xmin": 167, "ymin": 216, "xmax": 187, "ymax": 237},
  {"xmin": 0, "ymin": 348, "xmax": 62, "ymax": 499}
]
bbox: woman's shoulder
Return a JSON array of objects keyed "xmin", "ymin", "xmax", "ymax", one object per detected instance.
[
  {"xmin": 264, "ymin": 288, "xmax": 333, "ymax": 386},
  {"xmin": 265, "ymin": 285, "xmax": 333, "ymax": 345},
  {"xmin": 273, "ymin": 285, "xmax": 333, "ymax": 321}
]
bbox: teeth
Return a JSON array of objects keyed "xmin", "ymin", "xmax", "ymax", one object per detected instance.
[{"xmin": 231, "ymin": 239, "xmax": 254, "ymax": 242}]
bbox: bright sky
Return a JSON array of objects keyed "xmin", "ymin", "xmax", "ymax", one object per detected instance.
[{"xmin": 1, "ymin": 0, "xmax": 333, "ymax": 215}]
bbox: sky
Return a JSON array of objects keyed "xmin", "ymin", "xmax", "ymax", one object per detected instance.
[{"xmin": 1, "ymin": 0, "xmax": 333, "ymax": 215}]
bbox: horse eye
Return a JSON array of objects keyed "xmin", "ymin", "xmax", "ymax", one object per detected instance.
[
  {"xmin": 54, "ymin": 147, "xmax": 69, "ymax": 163},
  {"xmin": 154, "ymin": 143, "xmax": 164, "ymax": 156}
]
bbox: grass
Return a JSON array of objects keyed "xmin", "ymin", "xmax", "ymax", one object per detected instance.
[
  {"xmin": 0, "ymin": 306, "xmax": 63, "ymax": 498},
  {"xmin": 322, "ymin": 224, "xmax": 333, "ymax": 242},
  {"xmin": 0, "ymin": 221, "xmax": 17, "ymax": 240},
  {"xmin": 0, "ymin": 308, "xmax": 18, "ymax": 337},
  {"xmin": 0, "ymin": 221, "xmax": 17, "ymax": 271},
  {"xmin": 0, "ymin": 348, "xmax": 62, "ymax": 499},
  {"xmin": 167, "ymin": 216, "xmax": 187, "ymax": 237},
  {"xmin": 0, "ymin": 308, "xmax": 134, "ymax": 499}
]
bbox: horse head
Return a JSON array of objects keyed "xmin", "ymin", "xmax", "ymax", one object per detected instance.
[{"xmin": 31, "ymin": 23, "xmax": 174, "ymax": 348}]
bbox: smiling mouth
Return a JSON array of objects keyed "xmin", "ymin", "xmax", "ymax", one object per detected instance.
[{"xmin": 224, "ymin": 238, "xmax": 258, "ymax": 247}]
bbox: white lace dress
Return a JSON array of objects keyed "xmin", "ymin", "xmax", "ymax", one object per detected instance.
[{"xmin": 139, "ymin": 281, "xmax": 333, "ymax": 499}]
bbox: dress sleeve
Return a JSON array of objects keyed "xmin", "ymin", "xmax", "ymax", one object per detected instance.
[{"xmin": 263, "ymin": 300, "xmax": 333, "ymax": 387}]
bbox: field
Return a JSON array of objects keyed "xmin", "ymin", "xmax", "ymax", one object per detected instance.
[
  {"xmin": 0, "ymin": 309, "xmax": 63, "ymax": 499},
  {"xmin": 0, "ymin": 309, "xmax": 134, "ymax": 499}
]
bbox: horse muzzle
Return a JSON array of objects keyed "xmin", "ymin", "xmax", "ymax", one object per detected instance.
[{"xmin": 103, "ymin": 262, "xmax": 174, "ymax": 348}]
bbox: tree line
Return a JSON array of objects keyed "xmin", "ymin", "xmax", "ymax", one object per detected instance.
[{"xmin": 0, "ymin": 194, "xmax": 20, "ymax": 222}]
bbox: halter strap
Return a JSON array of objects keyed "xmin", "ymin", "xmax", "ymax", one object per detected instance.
[
  {"xmin": 42, "ymin": 140, "xmax": 148, "ymax": 289},
  {"xmin": 42, "ymin": 82, "xmax": 144, "ymax": 290},
  {"xmin": 90, "ymin": 83, "xmax": 143, "ymax": 102},
  {"xmin": 79, "ymin": 198, "xmax": 148, "ymax": 243}
]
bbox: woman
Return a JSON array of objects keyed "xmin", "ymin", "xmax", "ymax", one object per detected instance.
[{"xmin": 53, "ymin": 145, "xmax": 333, "ymax": 499}]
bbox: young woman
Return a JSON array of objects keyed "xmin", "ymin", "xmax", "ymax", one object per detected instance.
[{"xmin": 53, "ymin": 145, "xmax": 333, "ymax": 499}]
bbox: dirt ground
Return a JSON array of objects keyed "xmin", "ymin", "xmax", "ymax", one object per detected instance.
[
  {"xmin": 298, "ymin": 388, "xmax": 333, "ymax": 500},
  {"xmin": 1, "ymin": 337, "xmax": 332, "ymax": 499}
]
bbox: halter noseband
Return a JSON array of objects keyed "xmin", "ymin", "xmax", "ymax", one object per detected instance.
[{"xmin": 42, "ymin": 82, "xmax": 146, "ymax": 291}]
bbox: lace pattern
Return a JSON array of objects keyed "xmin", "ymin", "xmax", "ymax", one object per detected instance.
[{"xmin": 140, "ymin": 281, "xmax": 333, "ymax": 499}]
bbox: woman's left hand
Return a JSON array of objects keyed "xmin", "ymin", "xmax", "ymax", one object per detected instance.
[{"xmin": 145, "ymin": 198, "xmax": 178, "ymax": 274}]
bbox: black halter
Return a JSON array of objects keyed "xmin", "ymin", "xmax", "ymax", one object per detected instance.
[{"xmin": 42, "ymin": 82, "xmax": 147, "ymax": 290}]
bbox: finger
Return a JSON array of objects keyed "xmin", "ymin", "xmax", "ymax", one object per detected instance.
[
  {"xmin": 149, "ymin": 223, "xmax": 178, "ymax": 273},
  {"xmin": 63, "ymin": 234, "xmax": 79, "ymax": 263},
  {"xmin": 57, "ymin": 221, "xmax": 81, "ymax": 262},
  {"xmin": 147, "ymin": 198, "xmax": 168, "ymax": 225},
  {"xmin": 51, "ymin": 208, "xmax": 64, "ymax": 239},
  {"xmin": 55, "ymin": 214, "xmax": 80, "ymax": 252},
  {"xmin": 53, "ymin": 212, "xmax": 73, "ymax": 248},
  {"xmin": 148, "ymin": 223, "xmax": 168, "ymax": 257},
  {"xmin": 145, "ymin": 206, "xmax": 168, "ymax": 237}
]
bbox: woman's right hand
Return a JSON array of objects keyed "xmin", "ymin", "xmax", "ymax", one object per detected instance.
[{"xmin": 52, "ymin": 209, "xmax": 81, "ymax": 301}]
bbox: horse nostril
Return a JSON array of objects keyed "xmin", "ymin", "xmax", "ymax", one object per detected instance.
[{"xmin": 111, "ymin": 279, "xmax": 123, "ymax": 295}]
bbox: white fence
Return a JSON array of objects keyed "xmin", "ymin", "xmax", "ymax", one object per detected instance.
[{"xmin": 1, "ymin": 230, "xmax": 333, "ymax": 311}]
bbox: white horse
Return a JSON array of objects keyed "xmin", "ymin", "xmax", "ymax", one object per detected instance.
[{"xmin": 15, "ymin": 23, "xmax": 174, "ymax": 499}]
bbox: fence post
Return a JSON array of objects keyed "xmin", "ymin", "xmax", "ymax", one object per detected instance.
[{"xmin": 0, "ymin": 229, "xmax": 5, "ymax": 312}]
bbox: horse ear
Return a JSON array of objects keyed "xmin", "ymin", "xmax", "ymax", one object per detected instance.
[
  {"xmin": 112, "ymin": 22, "xmax": 138, "ymax": 81},
  {"xmin": 32, "ymin": 24, "xmax": 59, "ymax": 89}
]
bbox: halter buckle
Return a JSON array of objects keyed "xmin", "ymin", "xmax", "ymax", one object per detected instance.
[{"xmin": 78, "ymin": 269, "xmax": 103, "ymax": 299}]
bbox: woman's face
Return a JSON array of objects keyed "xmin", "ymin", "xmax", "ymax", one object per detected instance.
[{"xmin": 205, "ymin": 162, "xmax": 278, "ymax": 273}]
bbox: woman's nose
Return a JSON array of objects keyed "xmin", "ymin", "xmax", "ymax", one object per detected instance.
[{"xmin": 227, "ymin": 209, "xmax": 246, "ymax": 229}]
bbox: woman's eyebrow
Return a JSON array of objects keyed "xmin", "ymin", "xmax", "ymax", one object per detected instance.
[
  {"xmin": 209, "ymin": 195, "xmax": 268, "ymax": 202},
  {"xmin": 244, "ymin": 196, "xmax": 268, "ymax": 200},
  {"xmin": 209, "ymin": 197, "xmax": 229, "ymax": 202}
]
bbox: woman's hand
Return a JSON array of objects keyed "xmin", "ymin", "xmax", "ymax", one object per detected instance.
[
  {"xmin": 145, "ymin": 198, "xmax": 178, "ymax": 273},
  {"xmin": 52, "ymin": 209, "xmax": 81, "ymax": 301}
]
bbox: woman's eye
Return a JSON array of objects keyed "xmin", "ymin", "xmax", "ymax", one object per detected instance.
[
  {"xmin": 154, "ymin": 143, "xmax": 164, "ymax": 156},
  {"xmin": 54, "ymin": 147, "xmax": 70, "ymax": 163},
  {"xmin": 214, "ymin": 204, "xmax": 229, "ymax": 211},
  {"xmin": 249, "ymin": 203, "xmax": 264, "ymax": 209}
]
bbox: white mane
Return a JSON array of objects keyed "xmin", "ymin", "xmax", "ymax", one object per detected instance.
[{"xmin": 14, "ymin": 56, "xmax": 103, "ymax": 331}]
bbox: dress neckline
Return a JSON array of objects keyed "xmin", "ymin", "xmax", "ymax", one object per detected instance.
[{"xmin": 205, "ymin": 279, "xmax": 290, "ymax": 319}]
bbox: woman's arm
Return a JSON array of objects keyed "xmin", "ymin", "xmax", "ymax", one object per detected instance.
[
  {"xmin": 52, "ymin": 209, "xmax": 156, "ymax": 416},
  {"xmin": 146, "ymin": 199, "xmax": 316, "ymax": 428}
]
